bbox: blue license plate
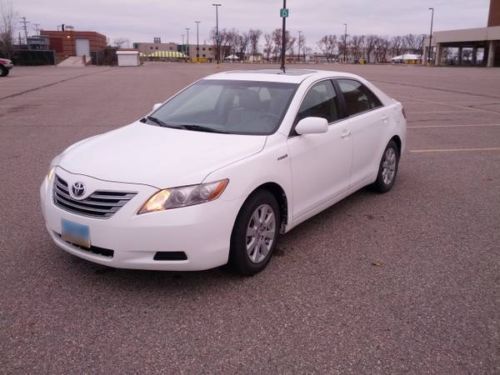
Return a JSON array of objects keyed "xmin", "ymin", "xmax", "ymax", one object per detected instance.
[{"xmin": 61, "ymin": 219, "xmax": 90, "ymax": 248}]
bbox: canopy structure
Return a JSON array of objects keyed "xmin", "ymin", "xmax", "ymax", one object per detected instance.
[
  {"xmin": 391, "ymin": 54, "xmax": 421, "ymax": 62},
  {"xmin": 141, "ymin": 50, "xmax": 188, "ymax": 59}
]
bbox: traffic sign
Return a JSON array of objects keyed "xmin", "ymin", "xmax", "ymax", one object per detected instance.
[{"xmin": 280, "ymin": 8, "xmax": 289, "ymax": 18}]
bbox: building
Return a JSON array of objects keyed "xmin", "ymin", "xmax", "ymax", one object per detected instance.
[
  {"xmin": 132, "ymin": 41, "xmax": 178, "ymax": 55},
  {"xmin": 40, "ymin": 29, "xmax": 107, "ymax": 63},
  {"xmin": 27, "ymin": 35, "xmax": 50, "ymax": 50},
  {"xmin": 424, "ymin": 0, "xmax": 500, "ymax": 67},
  {"xmin": 187, "ymin": 44, "xmax": 216, "ymax": 61}
]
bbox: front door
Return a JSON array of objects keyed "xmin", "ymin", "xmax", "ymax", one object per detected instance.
[{"xmin": 287, "ymin": 80, "xmax": 352, "ymax": 222}]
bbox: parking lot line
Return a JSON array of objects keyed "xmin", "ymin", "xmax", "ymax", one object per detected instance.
[
  {"xmin": 410, "ymin": 147, "xmax": 500, "ymax": 153},
  {"xmin": 408, "ymin": 124, "xmax": 500, "ymax": 129}
]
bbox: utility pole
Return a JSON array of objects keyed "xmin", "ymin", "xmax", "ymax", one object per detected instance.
[
  {"xmin": 195, "ymin": 21, "xmax": 201, "ymax": 61},
  {"xmin": 428, "ymin": 7, "xmax": 435, "ymax": 65},
  {"xmin": 186, "ymin": 27, "xmax": 190, "ymax": 59},
  {"xmin": 212, "ymin": 4, "xmax": 222, "ymax": 64},
  {"xmin": 280, "ymin": 0, "xmax": 288, "ymax": 72},
  {"xmin": 20, "ymin": 16, "xmax": 30, "ymax": 44},
  {"xmin": 343, "ymin": 23, "xmax": 348, "ymax": 63}
]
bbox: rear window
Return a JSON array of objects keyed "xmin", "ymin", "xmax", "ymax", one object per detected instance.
[{"xmin": 337, "ymin": 79, "xmax": 382, "ymax": 116}]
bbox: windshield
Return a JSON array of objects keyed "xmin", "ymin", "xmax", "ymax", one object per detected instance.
[{"xmin": 146, "ymin": 79, "xmax": 298, "ymax": 135}]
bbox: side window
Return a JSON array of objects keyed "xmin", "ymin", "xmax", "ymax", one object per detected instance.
[
  {"xmin": 296, "ymin": 80, "xmax": 340, "ymax": 124},
  {"xmin": 337, "ymin": 79, "xmax": 382, "ymax": 116}
]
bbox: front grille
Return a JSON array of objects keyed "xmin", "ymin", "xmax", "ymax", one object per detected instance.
[{"xmin": 53, "ymin": 175, "xmax": 136, "ymax": 218}]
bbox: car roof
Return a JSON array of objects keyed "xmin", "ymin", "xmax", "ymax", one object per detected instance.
[{"xmin": 204, "ymin": 69, "xmax": 362, "ymax": 84}]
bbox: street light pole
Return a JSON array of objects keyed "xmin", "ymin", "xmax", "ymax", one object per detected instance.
[
  {"xmin": 428, "ymin": 7, "xmax": 434, "ymax": 64},
  {"xmin": 212, "ymin": 3, "xmax": 222, "ymax": 64},
  {"xmin": 343, "ymin": 23, "xmax": 348, "ymax": 63},
  {"xmin": 195, "ymin": 21, "xmax": 201, "ymax": 62},
  {"xmin": 186, "ymin": 28, "xmax": 190, "ymax": 60}
]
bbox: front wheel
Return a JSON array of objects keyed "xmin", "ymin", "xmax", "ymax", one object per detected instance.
[
  {"xmin": 0, "ymin": 66, "xmax": 9, "ymax": 77},
  {"xmin": 371, "ymin": 140, "xmax": 399, "ymax": 193},
  {"xmin": 229, "ymin": 190, "xmax": 280, "ymax": 276}
]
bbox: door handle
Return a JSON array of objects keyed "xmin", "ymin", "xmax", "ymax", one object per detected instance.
[
  {"xmin": 381, "ymin": 115, "xmax": 389, "ymax": 123},
  {"xmin": 341, "ymin": 129, "xmax": 351, "ymax": 139}
]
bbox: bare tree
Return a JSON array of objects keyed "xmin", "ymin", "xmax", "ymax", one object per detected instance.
[
  {"xmin": 248, "ymin": 29, "xmax": 262, "ymax": 56},
  {"xmin": 0, "ymin": 0, "xmax": 16, "ymax": 58},
  {"xmin": 287, "ymin": 35, "xmax": 297, "ymax": 56},
  {"xmin": 390, "ymin": 35, "xmax": 404, "ymax": 57},
  {"xmin": 210, "ymin": 28, "xmax": 236, "ymax": 59},
  {"xmin": 416, "ymin": 34, "xmax": 426, "ymax": 55},
  {"xmin": 317, "ymin": 35, "xmax": 336, "ymax": 62},
  {"xmin": 339, "ymin": 33, "xmax": 349, "ymax": 62},
  {"xmin": 298, "ymin": 32, "xmax": 306, "ymax": 61},
  {"xmin": 237, "ymin": 31, "xmax": 250, "ymax": 59},
  {"xmin": 364, "ymin": 35, "xmax": 378, "ymax": 63},
  {"xmin": 350, "ymin": 35, "xmax": 365, "ymax": 61},
  {"xmin": 374, "ymin": 37, "xmax": 390, "ymax": 63},
  {"xmin": 271, "ymin": 29, "xmax": 282, "ymax": 60},
  {"xmin": 113, "ymin": 38, "xmax": 130, "ymax": 49},
  {"xmin": 402, "ymin": 33, "xmax": 426, "ymax": 54},
  {"xmin": 263, "ymin": 33, "xmax": 273, "ymax": 61}
]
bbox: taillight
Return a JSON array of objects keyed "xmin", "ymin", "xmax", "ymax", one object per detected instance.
[{"xmin": 402, "ymin": 107, "xmax": 407, "ymax": 119}]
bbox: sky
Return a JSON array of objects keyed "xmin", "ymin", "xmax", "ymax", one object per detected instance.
[{"xmin": 11, "ymin": 0, "xmax": 491, "ymax": 49}]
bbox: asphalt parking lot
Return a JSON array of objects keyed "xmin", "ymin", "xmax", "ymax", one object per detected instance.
[{"xmin": 1, "ymin": 62, "xmax": 499, "ymax": 374}]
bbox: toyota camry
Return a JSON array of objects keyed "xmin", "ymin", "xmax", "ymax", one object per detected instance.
[{"xmin": 40, "ymin": 69, "xmax": 406, "ymax": 275}]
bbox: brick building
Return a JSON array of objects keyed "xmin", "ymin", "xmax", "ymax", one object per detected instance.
[
  {"xmin": 488, "ymin": 0, "xmax": 500, "ymax": 27},
  {"xmin": 40, "ymin": 30, "xmax": 107, "ymax": 62}
]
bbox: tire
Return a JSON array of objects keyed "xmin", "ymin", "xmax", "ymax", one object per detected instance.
[
  {"xmin": 0, "ymin": 66, "xmax": 8, "ymax": 77},
  {"xmin": 229, "ymin": 190, "xmax": 280, "ymax": 276},
  {"xmin": 371, "ymin": 140, "xmax": 399, "ymax": 193}
]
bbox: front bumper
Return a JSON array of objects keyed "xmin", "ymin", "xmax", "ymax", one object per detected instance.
[
  {"xmin": 1, "ymin": 63, "xmax": 13, "ymax": 70},
  {"xmin": 40, "ymin": 168, "xmax": 241, "ymax": 271}
]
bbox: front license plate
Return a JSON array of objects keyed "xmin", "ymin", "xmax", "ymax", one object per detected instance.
[{"xmin": 61, "ymin": 219, "xmax": 90, "ymax": 249}]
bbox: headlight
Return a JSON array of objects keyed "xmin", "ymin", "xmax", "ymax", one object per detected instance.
[{"xmin": 138, "ymin": 179, "xmax": 229, "ymax": 214}]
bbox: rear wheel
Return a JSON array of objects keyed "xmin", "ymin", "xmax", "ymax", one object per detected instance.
[
  {"xmin": 371, "ymin": 140, "xmax": 399, "ymax": 193},
  {"xmin": 0, "ymin": 66, "xmax": 8, "ymax": 77},
  {"xmin": 229, "ymin": 190, "xmax": 280, "ymax": 276}
]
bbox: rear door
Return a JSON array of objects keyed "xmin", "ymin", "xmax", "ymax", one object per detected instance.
[{"xmin": 335, "ymin": 79, "xmax": 389, "ymax": 187}]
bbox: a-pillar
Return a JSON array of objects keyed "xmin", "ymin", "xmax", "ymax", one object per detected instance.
[
  {"xmin": 487, "ymin": 40, "xmax": 496, "ymax": 67},
  {"xmin": 472, "ymin": 47, "xmax": 478, "ymax": 65},
  {"xmin": 434, "ymin": 43, "xmax": 442, "ymax": 66},
  {"xmin": 458, "ymin": 47, "xmax": 463, "ymax": 65}
]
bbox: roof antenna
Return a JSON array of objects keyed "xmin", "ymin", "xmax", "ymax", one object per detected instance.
[{"xmin": 280, "ymin": 0, "xmax": 288, "ymax": 73}]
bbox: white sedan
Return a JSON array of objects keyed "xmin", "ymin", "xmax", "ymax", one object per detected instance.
[{"xmin": 40, "ymin": 69, "xmax": 406, "ymax": 275}]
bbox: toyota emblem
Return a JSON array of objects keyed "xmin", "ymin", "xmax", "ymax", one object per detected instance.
[{"xmin": 72, "ymin": 181, "xmax": 85, "ymax": 198}]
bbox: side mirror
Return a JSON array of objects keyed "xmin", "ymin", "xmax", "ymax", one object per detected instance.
[
  {"xmin": 152, "ymin": 103, "xmax": 162, "ymax": 112},
  {"xmin": 295, "ymin": 117, "xmax": 328, "ymax": 135}
]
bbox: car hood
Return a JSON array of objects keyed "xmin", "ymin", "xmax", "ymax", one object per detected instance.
[{"xmin": 57, "ymin": 122, "xmax": 266, "ymax": 188}]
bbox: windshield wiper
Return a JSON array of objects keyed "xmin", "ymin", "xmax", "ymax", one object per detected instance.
[
  {"xmin": 143, "ymin": 115, "xmax": 172, "ymax": 128},
  {"xmin": 176, "ymin": 124, "xmax": 228, "ymax": 134}
]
